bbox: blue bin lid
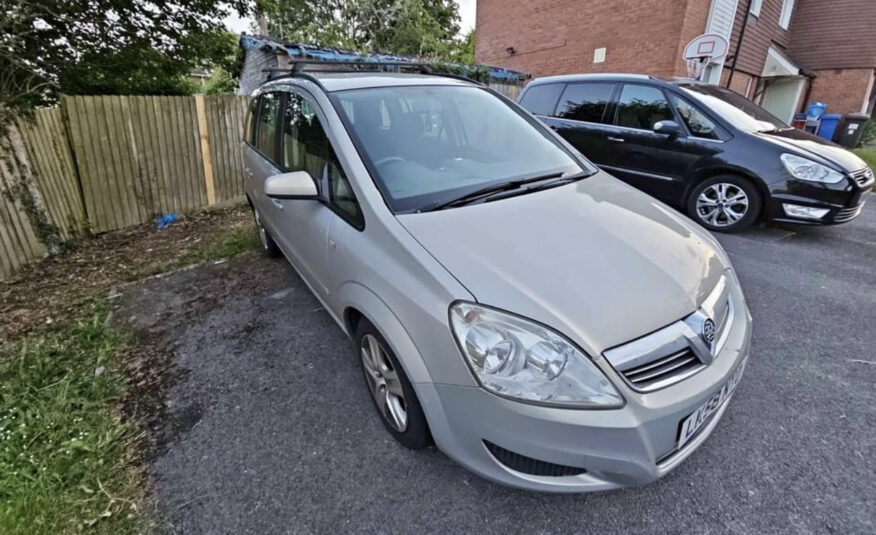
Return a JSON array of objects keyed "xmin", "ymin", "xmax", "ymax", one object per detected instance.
[{"xmin": 821, "ymin": 113, "xmax": 842, "ymax": 121}]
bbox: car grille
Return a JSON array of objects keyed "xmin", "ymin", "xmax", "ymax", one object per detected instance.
[
  {"xmin": 851, "ymin": 167, "xmax": 873, "ymax": 187},
  {"xmin": 483, "ymin": 440, "xmax": 587, "ymax": 477},
  {"xmin": 834, "ymin": 204, "xmax": 864, "ymax": 223},
  {"xmin": 603, "ymin": 276, "xmax": 734, "ymax": 393},
  {"xmin": 621, "ymin": 348, "xmax": 703, "ymax": 390}
]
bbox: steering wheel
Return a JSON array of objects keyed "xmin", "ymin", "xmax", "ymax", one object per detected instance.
[{"xmin": 374, "ymin": 156, "xmax": 406, "ymax": 167}]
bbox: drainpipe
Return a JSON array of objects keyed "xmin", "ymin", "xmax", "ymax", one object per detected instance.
[{"xmin": 726, "ymin": 0, "xmax": 752, "ymax": 89}]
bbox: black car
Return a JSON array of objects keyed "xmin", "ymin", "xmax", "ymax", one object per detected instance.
[{"xmin": 517, "ymin": 74, "xmax": 874, "ymax": 232}]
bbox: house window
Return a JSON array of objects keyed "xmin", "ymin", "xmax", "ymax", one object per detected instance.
[
  {"xmin": 749, "ymin": 0, "xmax": 763, "ymax": 17},
  {"xmin": 779, "ymin": 0, "xmax": 795, "ymax": 29}
]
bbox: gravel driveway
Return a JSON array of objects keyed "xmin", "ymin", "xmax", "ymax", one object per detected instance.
[{"xmin": 119, "ymin": 206, "xmax": 876, "ymax": 534}]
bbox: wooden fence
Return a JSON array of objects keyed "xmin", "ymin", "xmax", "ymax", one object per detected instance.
[{"xmin": 0, "ymin": 94, "xmax": 249, "ymax": 279}]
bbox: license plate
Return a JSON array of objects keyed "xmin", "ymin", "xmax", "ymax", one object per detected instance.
[{"xmin": 677, "ymin": 359, "xmax": 747, "ymax": 449}]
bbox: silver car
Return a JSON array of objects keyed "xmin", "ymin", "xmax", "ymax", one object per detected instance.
[{"xmin": 242, "ymin": 69, "xmax": 752, "ymax": 492}]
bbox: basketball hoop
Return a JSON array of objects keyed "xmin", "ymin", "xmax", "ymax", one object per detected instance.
[{"xmin": 683, "ymin": 33, "xmax": 729, "ymax": 82}]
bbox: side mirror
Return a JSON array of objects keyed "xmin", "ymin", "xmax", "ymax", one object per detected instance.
[
  {"xmin": 264, "ymin": 171, "xmax": 318, "ymax": 199},
  {"xmin": 653, "ymin": 120, "xmax": 682, "ymax": 136}
]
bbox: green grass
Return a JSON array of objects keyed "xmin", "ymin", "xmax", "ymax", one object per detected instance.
[
  {"xmin": 130, "ymin": 224, "xmax": 260, "ymax": 281},
  {"xmin": 853, "ymin": 148, "xmax": 876, "ymax": 171},
  {"xmin": 0, "ymin": 302, "xmax": 149, "ymax": 534}
]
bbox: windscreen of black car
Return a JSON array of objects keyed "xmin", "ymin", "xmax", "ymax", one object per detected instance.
[
  {"xmin": 679, "ymin": 84, "xmax": 787, "ymax": 132},
  {"xmin": 332, "ymin": 86, "xmax": 586, "ymax": 213},
  {"xmin": 556, "ymin": 83, "xmax": 615, "ymax": 123}
]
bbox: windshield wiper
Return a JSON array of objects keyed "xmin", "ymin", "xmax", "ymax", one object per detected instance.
[
  {"xmin": 482, "ymin": 172, "xmax": 589, "ymax": 202},
  {"xmin": 419, "ymin": 172, "xmax": 565, "ymax": 212}
]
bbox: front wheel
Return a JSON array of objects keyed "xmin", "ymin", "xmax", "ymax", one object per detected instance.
[
  {"xmin": 355, "ymin": 319, "xmax": 431, "ymax": 450},
  {"xmin": 687, "ymin": 175, "xmax": 762, "ymax": 232}
]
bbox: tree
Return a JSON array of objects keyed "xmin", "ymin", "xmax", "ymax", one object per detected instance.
[
  {"xmin": 0, "ymin": 0, "xmax": 246, "ymax": 120},
  {"xmin": 253, "ymin": 0, "xmax": 468, "ymax": 60}
]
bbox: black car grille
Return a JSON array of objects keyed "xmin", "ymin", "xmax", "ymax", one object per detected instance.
[
  {"xmin": 483, "ymin": 440, "xmax": 587, "ymax": 477},
  {"xmin": 851, "ymin": 168, "xmax": 873, "ymax": 187},
  {"xmin": 620, "ymin": 348, "xmax": 703, "ymax": 390},
  {"xmin": 834, "ymin": 204, "xmax": 864, "ymax": 223}
]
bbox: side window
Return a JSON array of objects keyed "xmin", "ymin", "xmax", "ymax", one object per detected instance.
[
  {"xmin": 519, "ymin": 84, "xmax": 563, "ymax": 116},
  {"xmin": 256, "ymin": 92, "xmax": 281, "ymax": 161},
  {"xmin": 556, "ymin": 83, "xmax": 615, "ymax": 123},
  {"xmin": 615, "ymin": 84, "xmax": 674, "ymax": 130},
  {"xmin": 246, "ymin": 97, "xmax": 259, "ymax": 144},
  {"xmin": 671, "ymin": 95, "xmax": 720, "ymax": 140},
  {"xmin": 282, "ymin": 93, "xmax": 364, "ymax": 228}
]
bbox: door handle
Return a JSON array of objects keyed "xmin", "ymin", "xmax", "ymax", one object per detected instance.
[
  {"xmin": 607, "ymin": 136, "xmax": 626, "ymax": 143},
  {"xmin": 270, "ymin": 198, "xmax": 284, "ymax": 210}
]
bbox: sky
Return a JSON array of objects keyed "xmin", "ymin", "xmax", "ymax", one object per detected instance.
[{"xmin": 223, "ymin": 0, "xmax": 477, "ymax": 35}]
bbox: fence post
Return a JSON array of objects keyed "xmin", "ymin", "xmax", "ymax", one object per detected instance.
[{"xmin": 194, "ymin": 95, "xmax": 216, "ymax": 206}]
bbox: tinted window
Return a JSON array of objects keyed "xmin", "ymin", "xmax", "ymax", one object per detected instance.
[
  {"xmin": 615, "ymin": 84, "xmax": 673, "ymax": 130},
  {"xmin": 671, "ymin": 95, "xmax": 720, "ymax": 139},
  {"xmin": 556, "ymin": 83, "xmax": 614, "ymax": 123},
  {"xmin": 519, "ymin": 83, "xmax": 563, "ymax": 116},
  {"xmin": 282, "ymin": 94, "xmax": 363, "ymax": 227},
  {"xmin": 332, "ymin": 86, "xmax": 587, "ymax": 213},
  {"xmin": 256, "ymin": 93, "xmax": 281, "ymax": 161}
]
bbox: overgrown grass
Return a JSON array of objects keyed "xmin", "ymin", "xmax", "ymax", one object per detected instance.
[
  {"xmin": 0, "ymin": 302, "xmax": 149, "ymax": 534},
  {"xmin": 853, "ymin": 148, "xmax": 876, "ymax": 171}
]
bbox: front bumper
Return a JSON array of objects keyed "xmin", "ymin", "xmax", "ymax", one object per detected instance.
[
  {"xmin": 765, "ymin": 168, "xmax": 873, "ymax": 225},
  {"xmin": 420, "ymin": 293, "xmax": 753, "ymax": 492}
]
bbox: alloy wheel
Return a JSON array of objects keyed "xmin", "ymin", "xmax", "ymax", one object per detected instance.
[
  {"xmin": 360, "ymin": 334, "xmax": 408, "ymax": 432},
  {"xmin": 696, "ymin": 183, "xmax": 749, "ymax": 228}
]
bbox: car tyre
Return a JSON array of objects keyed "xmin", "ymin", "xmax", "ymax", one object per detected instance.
[
  {"xmin": 687, "ymin": 175, "xmax": 761, "ymax": 232},
  {"xmin": 251, "ymin": 205, "xmax": 282, "ymax": 258},
  {"xmin": 355, "ymin": 319, "xmax": 432, "ymax": 449}
]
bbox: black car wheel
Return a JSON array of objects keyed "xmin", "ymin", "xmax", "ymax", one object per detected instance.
[
  {"xmin": 251, "ymin": 205, "xmax": 282, "ymax": 257},
  {"xmin": 687, "ymin": 175, "xmax": 761, "ymax": 232},
  {"xmin": 355, "ymin": 319, "xmax": 431, "ymax": 450}
]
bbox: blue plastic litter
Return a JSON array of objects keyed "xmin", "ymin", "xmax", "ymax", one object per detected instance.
[{"xmin": 155, "ymin": 213, "xmax": 178, "ymax": 229}]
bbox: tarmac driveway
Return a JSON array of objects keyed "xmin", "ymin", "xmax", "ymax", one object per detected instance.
[{"xmin": 119, "ymin": 205, "xmax": 876, "ymax": 534}]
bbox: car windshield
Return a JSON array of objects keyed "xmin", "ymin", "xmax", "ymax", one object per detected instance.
[
  {"xmin": 679, "ymin": 84, "xmax": 789, "ymax": 133},
  {"xmin": 330, "ymin": 85, "xmax": 590, "ymax": 213}
]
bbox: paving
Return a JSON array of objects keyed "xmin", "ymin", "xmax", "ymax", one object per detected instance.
[{"xmin": 118, "ymin": 204, "xmax": 876, "ymax": 534}]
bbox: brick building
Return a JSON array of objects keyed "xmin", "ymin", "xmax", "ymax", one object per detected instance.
[{"xmin": 476, "ymin": 0, "xmax": 876, "ymax": 122}]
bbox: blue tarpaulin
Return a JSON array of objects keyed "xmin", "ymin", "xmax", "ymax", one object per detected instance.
[{"xmin": 240, "ymin": 34, "xmax": 528, "ymax": 82}]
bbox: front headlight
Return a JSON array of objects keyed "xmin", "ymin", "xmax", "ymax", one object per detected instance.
[
  {"xmin": 449, "ymin": 302, "xmax": 624, "ymax": 408},
  {"xmin": 780, "ymin": 153, "xmax": 845, "ymax": 184}
]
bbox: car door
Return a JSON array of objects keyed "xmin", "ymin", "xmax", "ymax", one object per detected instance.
[
  {"xmin": 601, "ymin": 83, "xmax": 686, "ymax": 204},
  {"xmin": 537, "ymin": 82, "xmax": 617, "ymax": 166},
  {"xmin": 245, "ymin": 92, "xmax": 284, "ymax": 221},
  {"xmin": 267, "ymin": 90, "xmax": 343, "ymax": 299}
]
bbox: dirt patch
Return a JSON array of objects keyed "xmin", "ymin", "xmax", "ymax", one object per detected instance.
[{"xmin": 0, "ymin": 204, "xmax": 252, "ymax": 343}]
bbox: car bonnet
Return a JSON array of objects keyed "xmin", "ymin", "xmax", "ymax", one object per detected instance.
[{"xmin": 396, "ymin": 172, "xmax": 726, "ymax": 356}]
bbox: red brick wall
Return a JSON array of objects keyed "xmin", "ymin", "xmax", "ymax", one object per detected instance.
[
  {"xmin": 719, "ymin": 69, "xmax": 757, "ymax": 98},
  {"xmin": 790, "ymin": 0, "xmax": 876, "ymax": 71},
  {"xmin": 475, "ymin": 0, "xmax": 709, "ymax": 79},
  {"xmin": 807, "ymin": 69, "xmax": 875, "ymax": 114}
]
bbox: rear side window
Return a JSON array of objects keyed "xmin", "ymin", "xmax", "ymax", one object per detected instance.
[
  {"xmin": 519, "ymin": 84, "xmax": 563, "ymax": 116},
  {"xmin": 556, "ymin": 83, "xmax": 615, "ymax": 123},
  {"xmin": 615, "ymin": 84, "xmax": 673, "ymax": 130},
  {"xmin": 256, "ymin": 92, "xmax": 282, "ymax": 162}
]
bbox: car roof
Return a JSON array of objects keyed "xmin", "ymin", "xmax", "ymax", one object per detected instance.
[{"xmin": 260, "ymin": 72, "xmax": 475, "ymax": 93}]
